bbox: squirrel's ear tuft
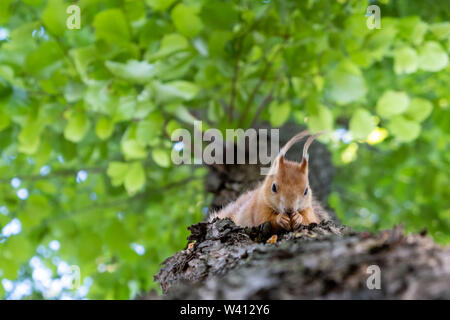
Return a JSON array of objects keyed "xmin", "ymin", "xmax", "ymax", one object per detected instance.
[
  {"xmin": 301, "ymin": 131, "xmax": 325, "ymax": 162},
  {"xmin": 300, "ymin": 156, "xmax": 308, "ymax": 172},
  {"xmin": 279, "ymin": 130, "xmax": 310, "ymax": 158},
  {"xmin": 268, "ymin": 154, "xmax": 284, "ymax": 175}
]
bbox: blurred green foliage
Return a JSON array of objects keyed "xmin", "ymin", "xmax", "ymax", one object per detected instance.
[{"xmin": 0, "ymin": 0, "xmax": 449, "ymax": 299}]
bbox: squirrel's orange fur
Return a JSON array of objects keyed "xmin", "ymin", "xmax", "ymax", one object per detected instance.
[{"xmin": 211, "ymin": 130, "xmax": 329, "ymax": 232}]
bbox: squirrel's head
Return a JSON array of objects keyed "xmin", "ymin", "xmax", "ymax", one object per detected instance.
[{"xmin": 263, "ymin": 131, "xmax": 323, "ymax": 216}]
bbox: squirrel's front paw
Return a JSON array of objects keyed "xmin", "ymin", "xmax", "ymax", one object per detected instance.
[
  {"xmin": 276, "ymin": 213, "xmax": 292, "ymax": 231},
  {"xmin": 291, "ymin": 212, "xmax": 303, "ymax": 230}
]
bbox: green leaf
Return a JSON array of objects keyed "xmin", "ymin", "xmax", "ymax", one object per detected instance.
[
  {"xmin": 152, "ymin": 149, "xmax": 170, "ymax": 168},
  {"xmin": 168, "ymin": 104, "xmax": 199, "ymax": 124},
  {"xmin": 146, "ymin": 0, "xmax": 176, "ymax": 11},
  {"xmin": 308, "ymin": 105, "xmax": 333, "ymax": 132},
  {"xmin": 155, "ymin": 81, "xmax": 199, "ymax": 102},
  {"xmin": 171, "ymin": 4, "xmax": 203, "ymax": 38},
  {"xmin": 154, "ymin": 51, "xmax": 195, "ymax": 80},
  {"xmin": 124, "ymin": 162, "xmax": 146, "ymax": 195},
  {"xmin": 0, "ymin": 74, "xmax": 13, "ymax": 99},
  {"xmin": 70, "ymin": 46, "xmax": 96, "ymax": 81},
  {"xmin": 114, "ymin": 94, "xmax": 137, "ymax": 123},
  {"xmin": 84, "ymin": 81, "xmax": 116, "ymax": 114},
  {"xmin": 365, "ymin": 23, "xmax": 398, "ymax": 61},
  {"xmin": 418, "ymin": 41, "xmax": 449, "ymax": 72},
  {"xmin": 439, "ymin": 209, "xmax": 450, "ymax": 220},
  {"xmin": 0, "ymin": 0, "xmax": 13, "ymax": 24},
  {"xmin": 410, "ymin": 21, "xmax": 428, "ymax": 46},
  {"xmin": 346, "ymin": 15, "xmax": 371, "ymax": 39},
  {"xmin": 349, "ymin": 109, "xmax": 376, "ymax": 140},
  {"xmin": 148, "ymin": 33, "xmax": 189, "ymax": 60},
  {"xmin": 376, "ymin": 90, "xmax": 410, "ymax": 118},
  {"xmin": 18, "ymin": 116, "xmax": 44, "ymax": 155},
  {"xmin": 21, "ymin": 195, "xmax": 51, "ymax": 228},
  {"xmin": 387, "ymin": 115, "xmax": 421, "ymax": 142},
  {"xmin": 0, "ymin": 108, "xmax": 11, "ymax": 131},
  {"xmin": 95, "ymin": 117, "xmax": 114, "ymax": 140},
  {"xmin": 64, "ymin": 81, "xmax": 85, "ymax": 103},
  {"xmin": 42, "ymin": 0, "xmax": 66, "ymax": 36},
  {"xmin": 93, "ymin": 9, "xmax": 130, "ymax": 44},
  {"xmin": 64, "ymin": 111, "xmax": 91, "ymax": 143},
  {"xmin": 107, "ymin": 161, "xmax": 130, "ymax": 186},
  {"xmin": 207, "ymin": 101, "xmax": 224, "ymax": 123},
  {"xmin": 0, "ymin": 257, "xmax": 19, "ymax": 279},
  {"xmin": 105, "ymin": 60, "xmax": 156, "ymax": 84},
  {"xmin": 328, "ymin": 61, "xmax": 367, "ymax": 105},
  {"xmin": 4, "ymin": 235, "xmax": 34, "ymax": 263},
  {"xmin": 269, "ymin": 101, "xmax": 291, "ymax": 127},
  {"xmin": 104, "ymin": 220, "xmax": 130, "ymax": 253},
  {"xmin": 404, "ymin": 98, "xmax": 433, "ymax": 122},
  {"xmin": 121, "ymin": 140, "xmax": 147, "ymax": 160},
  {"xmin": 136, "ymin": 113, "xmax": 164, "ymax": 145},
  {"xmin": 135, "ymin": 90, "xmax": 155, "ymax": 119},
  {"xmin": 201, "ymin": 1, "xmax": 238, "ymax": 30},
  {"xmin": 429, "ymin": 22, "xmax": 450, "ymax": 40},
  {"xmin": 208, "ymin": 31, "xmax": 232, "ymax": 57},
  {"xmin": 397, "ymin": 17, "xmax": 427, "ymax": 45},
  {"xmin": 124, "ymin": 0, "xmax": 146, "ymax": 21},
  {"xmin": 165, "ymin": 119, "xmax": 182, "ymax": 135},
  {"xmin": 394, "ymin": 47, "xmax": 418, "ymax": 75},
  {"xmin": 25, "ymin": 41, "xmax": 64, "ymax": 76},
  {"xmin": 77, "ymin": 231, "xmax": 102, "ymax": 263}
]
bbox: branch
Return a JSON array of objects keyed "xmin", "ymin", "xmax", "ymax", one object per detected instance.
[
  {"xmin": 248, "ymin": 71, "xmax": 284, "ymax": 128},
  {"xmin": 228, "ymin": 38, "xmax": 243, "ymax": 122},
  {"xmin": 227, "ymin": 6, "xmax": 273, "ymax": 124},
  {"xmin": 238, "ymin": 39, "xmax": 288, "ymax": 128},
  {"xmin": 40, "ymin": 176, "xmax": 202, "ymax": 224},
  {"xmin": 249, "ymin": 90, "xmax": 274, "ymax": 128},
  {"xmin": 0, "ymin": 166, "xmax": 106, "ymax": 184}
]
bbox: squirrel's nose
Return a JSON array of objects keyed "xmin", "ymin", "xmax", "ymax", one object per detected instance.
[{"xmin": 285, "ymin": 208, "xmax": 293, "ymax": 216}]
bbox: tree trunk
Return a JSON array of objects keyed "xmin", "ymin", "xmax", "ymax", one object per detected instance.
[{"xmin": 152, "ymin": 123, "xmax": 450, "ymax": 299}]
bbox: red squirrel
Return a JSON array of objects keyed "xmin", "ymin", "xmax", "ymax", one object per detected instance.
[{"xmin": 211, "ymin": 130, "xmax": 329, "ymax": 232}]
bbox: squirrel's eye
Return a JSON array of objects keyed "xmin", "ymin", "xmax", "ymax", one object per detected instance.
[
  {"xmin": 304, "ymin": 187, "xmax": 308, "ymax": 196},
  {"xmin": 271, "ymin": 183, "xmax": 277, "ymax": 193}
]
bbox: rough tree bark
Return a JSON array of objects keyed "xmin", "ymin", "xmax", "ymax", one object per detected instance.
[{"xmin": 153, "ymin": 123, "xmax": 450, "ymax": 299}]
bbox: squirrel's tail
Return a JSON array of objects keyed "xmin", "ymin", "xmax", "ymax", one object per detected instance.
[
  {"xmin": 209, "ymin": 200, "xmax": 237, "ymax": 222},
  {"xmin": 208, "ymin": 211, "xmax": 220, "ymax": 222}
]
